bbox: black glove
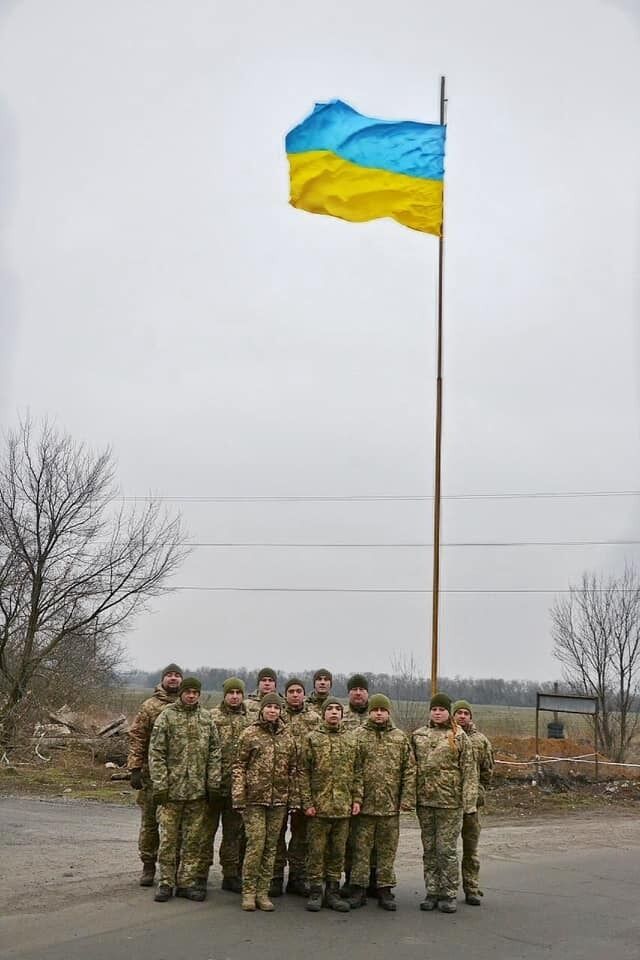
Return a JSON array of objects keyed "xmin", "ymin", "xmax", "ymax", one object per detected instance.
[{"xmin": 129, "ymin": 769, "xmax": 144, "ymax": 790}]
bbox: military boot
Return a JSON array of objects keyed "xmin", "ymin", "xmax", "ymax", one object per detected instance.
[
  {"xmin": 139, "ymin": 862, "xmax": 156, "ymax": 887},
  {"xmin": 256, "ymin": 889, "xmax": 275, "ymax": 911},
  {"xmin": 242, "ymin": 890, "xmax": 256, "ymax": 911},
  {"xmin": 438, "ymin": 898, "xmax": 457, "ymax": 913},
  {"xmin": 377, "ymin": 887, "xmax": 397, "ymax": 911},
  {"xmin": 154, "ymin": 884, "xmax": 173, "ymax": 902},
  {"xmin": 348, "ymin": 885, "xmax": 367, "ymax": 909},
  {"xmin": 306, "ymin": 884, "xmax": 323, "ymax": 912},
  {"xmin": 419, "ymin": 894, "xmax": 438, "ymax": 911},
  {"xmin": 287, "ymin": 875, "xmax": 309, "ymax": 896},
  {"xmin": 325, "ymin": 881, "xmax": 350, "ymax": 912},
  {"xmin": 268, "ymin": 877, "xmax": 283, "ymax": 898},
  {"xmin": 222, "ymin": 876, "xmax": 243, "ymax": 893},
  {"xmin": 465, "ymin": 891, "xmax": 482, "ymax": 906}
]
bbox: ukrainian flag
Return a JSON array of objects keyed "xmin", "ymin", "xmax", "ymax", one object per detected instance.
[{"xmin": 286, "ymin": 100, "xmax": 445, "ymax": 236}]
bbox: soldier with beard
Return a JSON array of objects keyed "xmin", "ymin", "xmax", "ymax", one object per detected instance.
[
  {"xmin": 127, "ymin": 663, "xmax": 183, "ymax": 887},
  {"xmin": 452, "ymin": 699, "xmax": 494, "ymax": 906},
  {"xmin": 342, "ymin": 674, "xmax": 370, "ymax": 731}
]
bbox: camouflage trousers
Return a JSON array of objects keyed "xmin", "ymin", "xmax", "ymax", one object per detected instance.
[
  {"xmin": 461, "ymin": 810, "xmax": 482, "ymax": 894},
  {"xmin": 344, "ymin": 820, "xmax": 376, "ymax": 879},
  {"xmin": 157, "ymin": 799, "xmax": 208, "ymax": 888},
  {"xmin": 350, "ymin": 814, "xmax": 399, "ymax": 888},
  {"xmin": 273, "ymin": 810, "xmax": 307, "ymax": 881},
  {"xmin": 242, "ymin": 805, "xmax": 287, "ymax": 895},
  {"xmin": 417, "ymin": 806, "xmax": 463, "ymax": 899},
  {"xmin": 136, "ymin": 780, "xmax": 159, "ymax": 864},
  {"xmin": 200, "ymin": 795, "xmax": 246, "ymax": 878},
  {"xmin": 306, "ymin": 816, "xmax": 350, "ymax": 885}
]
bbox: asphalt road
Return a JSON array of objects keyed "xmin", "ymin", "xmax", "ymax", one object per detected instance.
[{"xmin": 1, "ymin": 797, "xmax": 639, "ymax": 960}]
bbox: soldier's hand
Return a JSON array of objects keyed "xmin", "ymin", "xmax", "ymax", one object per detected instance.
[
  {"xmin": 129, "ymin": 769, "xmax": 144, "ymax": 790},
  {"xmin": 153, "ymin": 790, "xmax": 168, "ymax": 806},
  {"xmin": 351, "ymin": 802, "xmax": 361, "ymax": 816},
  {"xmin": 305, "ymin": 806, "xmax": 316, "ymax": 817}
]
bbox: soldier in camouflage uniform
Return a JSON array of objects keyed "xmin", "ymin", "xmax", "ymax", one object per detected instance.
[
  {"xmin": 199, "ymin": 677, "xmax": 251, "ymax": 893},
  {"xmin": 245, "ymin": 667, "xmax": 279, "ymax": 721},
  {"xmin": 342, "ymin": 674, "xmax": 370, "ymax": 732},
  {"xmin": 149, "ymin": 677, "xmax": 222, "ymax": 903},
  {"xmin": 272, "ymin": 678, "xmax": 320, "ymax": 896},
  {"xmin": 127, "ymin": 662, "xmax": 183, "ymax": 886},
  {"xmin": 452, "ymin": 699, "xmax": 494, "ymax": 905},
  {"xmin": 349, "ymin": 694, "xmax": 416, "ymax": 911},
  {"xmin": 301, "ymin": 697, "xmax": 360, "ymax": 913},
  {"xmin": 412, "ymin": 693, "xmax": 478, "ymax": 914},
  {"xmin": 232, "ymin": 693, "xmax": 298, "ymax": 912},
  {"xmin": 306, "ymin": 668, "xmax": 333, "ymax": 716}
]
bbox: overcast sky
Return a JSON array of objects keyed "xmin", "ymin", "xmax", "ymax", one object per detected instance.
[{"xmin": 1, "ymin": 0, "xmax": 639, "ymax": 681}]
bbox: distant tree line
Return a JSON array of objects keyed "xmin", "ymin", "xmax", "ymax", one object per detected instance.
[{"xmin": 119, "ymin": 666, "xmax": 556, "ymax": 708}]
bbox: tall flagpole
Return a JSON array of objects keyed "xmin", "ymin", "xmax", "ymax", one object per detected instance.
[{"xmin": 430, "ymin": 75, "xmax": 447, "ymax": 696}]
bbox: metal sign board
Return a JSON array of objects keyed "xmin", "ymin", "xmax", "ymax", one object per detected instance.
[{"xmin": 537, "ymin": 693, "xmax": 597, "ymax": 715}]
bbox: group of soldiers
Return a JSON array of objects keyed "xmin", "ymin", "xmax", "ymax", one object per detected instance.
[{"xmin": 127, "ymin": 664, "xmax": 493, "ymax": 914}]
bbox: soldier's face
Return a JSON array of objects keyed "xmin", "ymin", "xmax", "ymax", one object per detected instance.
[
  {"xmin": 286, "ymin": 685, "xmax": 305, "ymax": 708},
  {"xmin": 259, "ymin": 677, "xmax": 276, "ymax": 694},
  {"xmin": 370, "ymin": 707, "xmax": 389, "ymax": 725},
  {"xmin": 262, "ymin": 703, "xmax": 281, "ymax": 722},
  {"xmin": 454, "ymin": 708, "xmax": 472, "ymax": 728},
  {"xmin": 430, "ymin": 706, "xmax": 450, "ymax": 725},
  {"xmin": 225, "ymin": 689, "xmax": 244, "ymax": 707},
  {"xmin": 181, "ymin": 689, "xmax": 200, "ymax": 706},
  {"xmin": 162, "ymin": 672, "xmax": 182, "ymax": 692},
  {"xmin": 349, "ymin": 687, "xmax": 368, "ymax": 707},
  {"xmin": 315, "ymin": 676, "xmax": 331, "ymax": 694},
  {"xmin": 324, "ymin": 705, "xmax": 342, "ymax": 726}
]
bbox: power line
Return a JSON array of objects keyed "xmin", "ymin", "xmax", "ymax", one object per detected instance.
[
  {"xmin": 172, "ymin": 585, "xmax": 639, "ymax": 594},
  {"xmin": 117, "ymin": 489, "xmax": 640, "ymax": 503},
  {"xmin": 184, "ymin": 539, "xmax": 640, "ymax": 548}
]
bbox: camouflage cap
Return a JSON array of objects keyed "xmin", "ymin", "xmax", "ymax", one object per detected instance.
[
  {"xmin": 368, "ymin": 693, "xmax": 392, "ymax": 712},
  {"xmin": 223, "ymin": 677, "xmax": 245, "ymax": 695},
  {"xmin": 179, "ymin": 676, "xmax": 202, "ymax": 694},
  {"xmin": 322, "ymin": 697, "xmax": 344, "ymax": 715},
  {"xmin": 452, "ymin": 699, "xmax": 472, "ymax": 716}
]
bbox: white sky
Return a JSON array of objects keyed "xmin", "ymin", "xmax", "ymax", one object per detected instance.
[{"xmin": 1, "ymin": 0, "xmax": 639, "ymax": 680}]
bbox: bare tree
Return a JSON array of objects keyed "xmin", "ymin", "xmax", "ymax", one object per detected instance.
[
  {"xmin": 0, "ymin": 418, "xmax": 188, "ymax": 747},
  {"xmin": 551, "ymin": 566, "xmax": 640, "ymax": 762},
  {"xmin": 389, "ymin": 652, "xmax": 429, "ymax": 732}
]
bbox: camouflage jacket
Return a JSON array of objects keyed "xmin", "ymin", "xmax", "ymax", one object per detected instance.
[
  {"xmin": 353, "ymin": 719, "xmax": 416, "ymax": 815},
  {"xmin": 465, "ymin": 723, "xmax": 494, "ymax": 807},
  {"xmin": 411, "ymin": 722, "xmax": 478, "ymax": 813},
  {"xmin": 341, "ymin": 704, "xmax": 369, "ymax": 733},
  {"xmin": 149, "ymin": 701, "xmax": 222, "ymax": 802},
  {"xmin": 306, "ymin": 691, "xmax": 330, "ymax": 716},
  {"xmin": 210, "ymin": 702, "xmax": 251, "ymax": 795},
  {"xmin": 283, "ymin": 703, "xmax": 320, "ymax": 766},
  {"xmin": 300, "ymin": 722, "xmax": 361, "ymax": 817},
  {"xmin": 232, "ymin": 717, "xmax": 298, "ymax": 809},
  {"xmin": 127, "ymin": 685, "xmax": 178, "ymax": 773}
]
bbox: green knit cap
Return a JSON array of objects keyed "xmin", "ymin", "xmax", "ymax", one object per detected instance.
[
  {"xmin": 223, "ymin": 677, "xmax": 245, "ymax": 696},
  {"xmin": 285, "ymin": 677, "xmax": 306, "ymax": 693},
  {"xmin": 322, "ymin": 697, "xmax": 344, "ymax": 716},
  {"xmin": 259, "ymin": 692, "xmax": 282, "ymax": 710},
  {"xmin": 430, "ymin": 692, "xmax": 452, "ymax": 711},
  {"xmin": 179, "ymin": 676, "xmax": 202, "ymax": 694},
  {"xmin": 368, "ymin": 693, "xmax": 392, "ymax": 712},
  {"xmin": 162, "ymin": 663, "xmax": 184, "ymax": 678},
  {"xmin": 258, "ymin": 667, "xmax": 277, "ymax": 682},
  {"xmin": 452, "ymin": 699, "xmax": 472, "ymax": 716},
  {"xmin": 347, "ymin": 673, "xmax": 369, "ymax": 691},
  {"xmin": 313, "ymin": 668, "xmax": 333, "ymax": 683}
]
